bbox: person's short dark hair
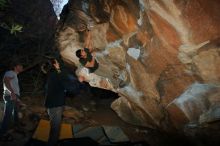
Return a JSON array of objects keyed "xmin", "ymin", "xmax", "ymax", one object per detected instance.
[
  {"xmin": 10, "ymin": 61, "xmax": 22, "ymax": 70},
  {"xmin": 75, "ymin": 49, "xmax": 81, "ymax": 58},
  {"xmin": 50, "ymin": 58, "xmax": 57, "ymax": 65}
]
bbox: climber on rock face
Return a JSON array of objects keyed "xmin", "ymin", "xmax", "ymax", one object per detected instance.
[
  {"xmin": 75, "ymin": 30, "xmax": 128, "ymax": 89},
  {"xmin": 75, "ymin": 30, "xmax": 99, "ymax": 73}
]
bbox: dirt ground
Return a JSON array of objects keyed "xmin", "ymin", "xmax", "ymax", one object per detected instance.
[
  {"xmin": 0, "ymin": 88, "xmax": 151, "ymax": 146},
  {"xmin": 1, "ymin": 87, "xmax": 220, "ymax": 146}
]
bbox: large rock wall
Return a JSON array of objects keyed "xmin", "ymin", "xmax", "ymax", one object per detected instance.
[{"xmin": 57, "ymin": 0, "xmax": 220, "ymax": 131}]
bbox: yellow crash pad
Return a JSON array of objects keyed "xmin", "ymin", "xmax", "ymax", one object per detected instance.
[{"xmin": 32, "ymin": 119, "xmax": 73, "ymax": 142}]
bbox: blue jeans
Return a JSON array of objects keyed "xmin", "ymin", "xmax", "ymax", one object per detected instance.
[
  {"xmin": 0, "ymin": 95, "xmax": 19, "ymax": 136},
  {"xmin": 47, "ymin": 106, "xmax": 63, "ymax": 146}
]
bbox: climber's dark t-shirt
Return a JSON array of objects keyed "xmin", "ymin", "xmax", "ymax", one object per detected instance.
[{"xmin": 79, "ymin": 48, "xmax": 99, "ymax": 73}]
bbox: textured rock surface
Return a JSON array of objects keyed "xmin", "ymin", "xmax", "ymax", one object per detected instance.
[{"xmin": 57, "ymin": 0, "xmax": 220, "ymax": 132}]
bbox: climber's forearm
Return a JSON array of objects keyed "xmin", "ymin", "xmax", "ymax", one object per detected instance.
[{"xmin": 84, "ymin": 31, "xmax": 93, "ymax": 52}]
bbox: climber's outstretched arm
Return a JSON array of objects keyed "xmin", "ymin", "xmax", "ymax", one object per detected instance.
[{"xmin": 84, "ymin": 30, "xmax": 93, "ymax": 52}]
